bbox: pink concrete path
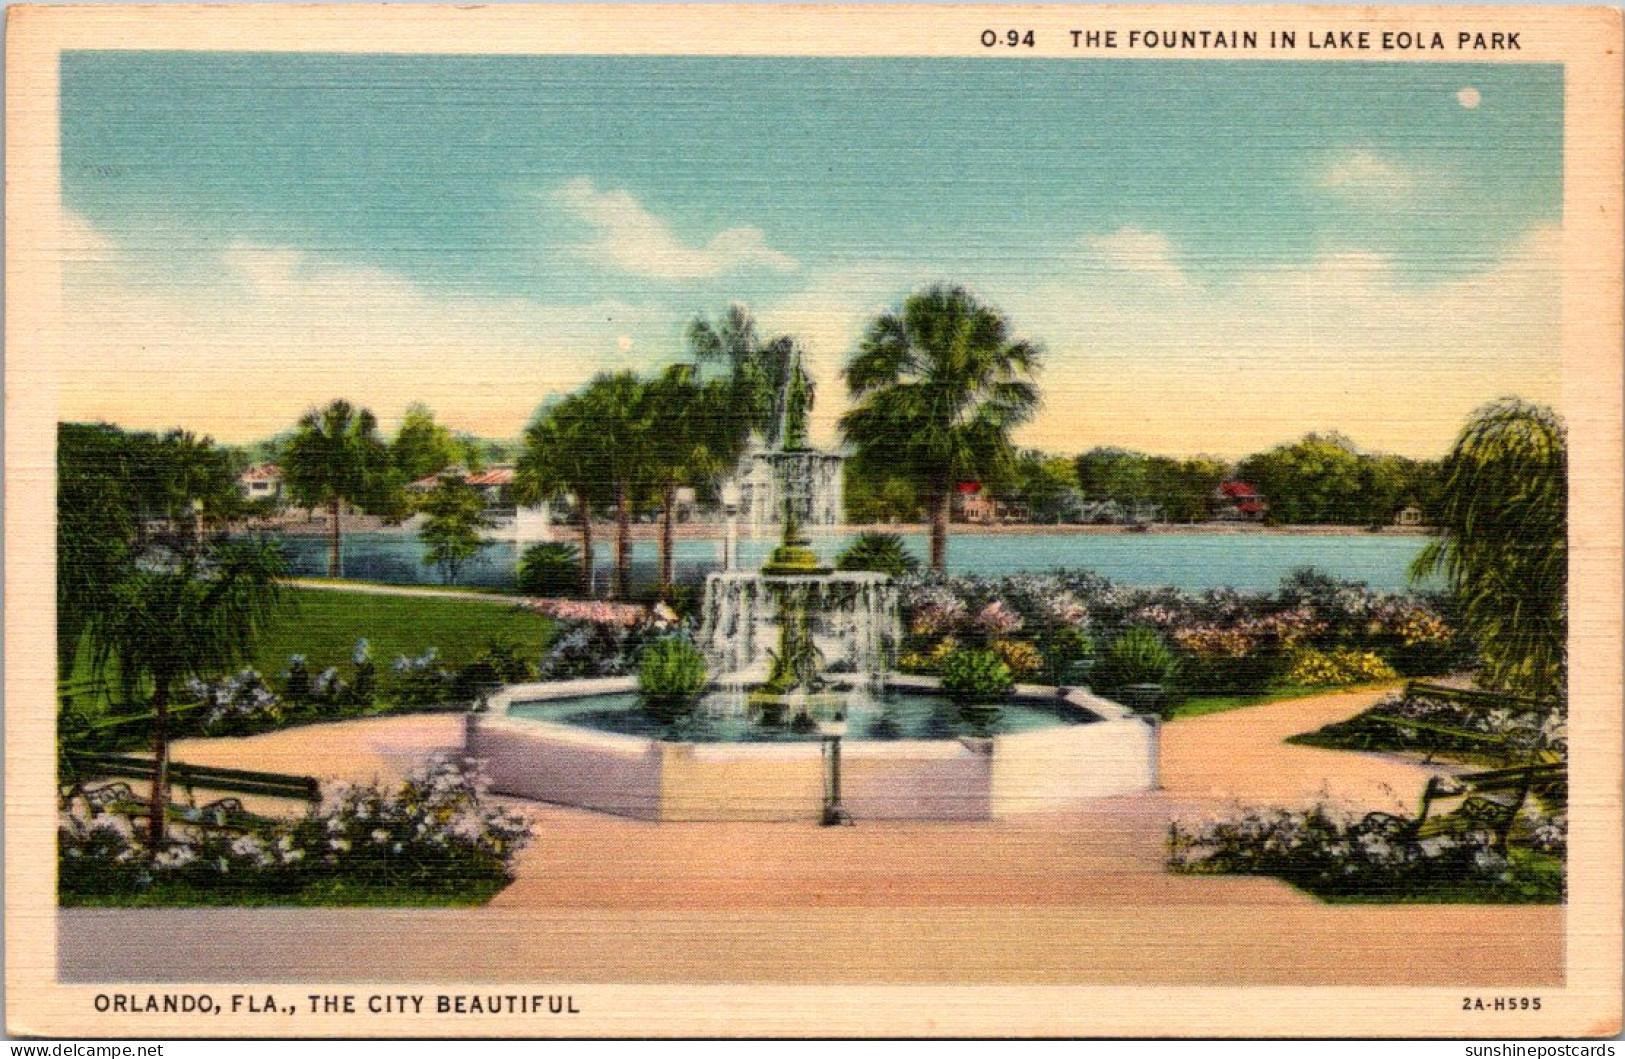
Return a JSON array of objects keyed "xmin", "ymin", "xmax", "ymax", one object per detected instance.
[{"xmin": 58, "ymin": 687, "xmax": 1562, "ymax": 985}]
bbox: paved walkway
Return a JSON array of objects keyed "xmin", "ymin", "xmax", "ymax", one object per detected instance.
[{"xmin": 59, "ymin": 688, "xmax": 1563, "ymax": 985}]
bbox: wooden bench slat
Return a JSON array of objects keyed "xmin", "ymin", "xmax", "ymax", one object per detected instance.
[
  {"xmin": 1365, "ymin": 714, "xmax": 1507, "ymax": 745},
  {"xmin": 67, "ymin": 753, "xmax": 320, "ymax": 802}
]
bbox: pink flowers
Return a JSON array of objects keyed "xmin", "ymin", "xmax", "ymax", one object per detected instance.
[
  {"xmin": 973, "ymin": 601, "xmax": 1023, "ymax": 637},
  {"xmin": 525, "ymin": 598, "xmax": 648, "ymax": 628}
]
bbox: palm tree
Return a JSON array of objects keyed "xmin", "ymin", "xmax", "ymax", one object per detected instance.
[
  {"xmin": 1411, "ymin": 398, "xmax": 1567, "ymax": 704},
  {"xmin": 841, "ymin": 284, "xmax": 1042, "ymax": 570},
  {"xmin": 686, "ymin": 306, "xmax": 800, "ymax": 448},
  {"xmin": 280, "ymin": 400, "xmax": 402, "ymax": 577},
  {"xmin": 517, "ymin": 393, "xmax": 611, "ymax": 597},
  {"xmin": 87, "ymin": 539, "xmax": 287, "ymax": 846},
  {"xmin": 643, "ymin": 366, "xmax": 741, "ymax": 596},
  {"xmin": 579, "ymin": 373, "xmax": 654, "ymax": 600}
]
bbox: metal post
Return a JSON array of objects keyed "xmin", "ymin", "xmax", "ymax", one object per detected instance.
[{"xmin": 821, "ymin": 731, "xmax": 852, "ymax": 826}]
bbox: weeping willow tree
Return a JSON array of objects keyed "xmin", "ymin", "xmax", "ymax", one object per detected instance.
[{"xmin": 1411, "ymin": 398, "xmax": 1566, "ymax": 705}]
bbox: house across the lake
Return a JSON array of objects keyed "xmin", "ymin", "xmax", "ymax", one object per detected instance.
[
  {"xmin": 1393, "ymin": 505, "xmax": 1425, "ymax": 527},
  {"xmin": 237, "ymin": 463, "xmax": 283, "ymax": 504},
  {"xmin": 1213, "ymin": 480, "xmax": 1267, "ymax": 522},
  {"xmin": 408, "ymin": 466, "xmax": 517, "ymax": 513},
  {"xmin": 952, "ymin": 482, "xmax": 1028, "ymax": 524}
]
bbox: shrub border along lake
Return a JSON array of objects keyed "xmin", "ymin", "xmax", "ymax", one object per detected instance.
[{"xmin": 893, "ymin": 567, "xmax": 1470, "ymax": 713}]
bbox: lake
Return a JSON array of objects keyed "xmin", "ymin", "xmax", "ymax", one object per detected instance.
[{"xmin": 270, "ymin": 530, "xmax": 1438, "ymax": 595}]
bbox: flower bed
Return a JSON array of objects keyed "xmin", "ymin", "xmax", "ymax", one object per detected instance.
[
  {"xmin": 59, "ymin": 757, "xmax": 531, "ymax": 906},
  {"xmin": 1168, "ymin": 802, "xmax": 1563, "ymax": 903},
  {"xmin": 1288, "ymin": 686, "xmax": 1566, "ymax": 764},
  {"xmin": 893, "ymin": 569, "xmax": 1468, "ymax": 702}
]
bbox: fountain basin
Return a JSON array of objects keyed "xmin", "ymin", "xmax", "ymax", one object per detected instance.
[{"xmin": 467, "ymin": 676, "xmax": 1158, "ymax": 822}]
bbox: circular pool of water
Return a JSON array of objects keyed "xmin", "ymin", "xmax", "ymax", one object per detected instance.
[{"xmin": 506, "ymin": 687, "xmax": 1097, "ymax": 744}]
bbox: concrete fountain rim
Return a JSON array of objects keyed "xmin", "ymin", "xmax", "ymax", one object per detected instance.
[{"xmin": 474, "ymin": 673, "xmax": 1139, "ymax": 748}]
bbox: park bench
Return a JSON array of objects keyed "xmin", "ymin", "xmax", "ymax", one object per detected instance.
[
  {"xmin": 1362, "ymin": 681, "xmax": 1556, "ymax": 764},
  {"xmin": 1363, "ymin": 761, "xmax": 1565, "ymax": 854},
  {"xmin": 64, "ymin": 752, "xmax": 320, "ymax": 833}
]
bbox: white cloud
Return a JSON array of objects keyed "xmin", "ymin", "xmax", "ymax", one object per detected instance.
[
  {"xmin": 552, "ymin": 177, "xmax": 797, "ymax": 281},
  {"xmin": 1007, "ymin": 224, "xmax": 1560, "ymax": 456},
  {"xmin": 1318, "ymin": 151, "xmax": 1412, "ymax": 196},
  {"xmin": 61, "ymin": 225, "xmax": 662, "ymax": 441},
  {"xmin": 59, "ymin": 211, "xmax": 117, "ymax": 259},
  {"xmin": 58, "ymin": 210, "xmax": 1559, "ymax": 460},
  {"xmin": 1083, "ymin": 226, "xmax": 1187, "ymax": 287}
]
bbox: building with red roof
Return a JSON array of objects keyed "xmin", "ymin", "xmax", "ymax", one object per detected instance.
[{"xmin": 1213, "ymin": 480, "xmax": 1267, "ymax": 521}]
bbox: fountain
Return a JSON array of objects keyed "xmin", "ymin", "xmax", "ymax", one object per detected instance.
[
  {"xmin": 467, "ymin": 348, "xmax": 1157, "ymax": 821},
  {"xmin": 697, "ymin": 349, "xmax": 899, "ymax": 718},
  {"xmin": 734, "ymin": 352, "xmax": 845, "ymax": 536}
]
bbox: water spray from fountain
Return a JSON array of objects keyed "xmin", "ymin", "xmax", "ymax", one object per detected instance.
[{"xmin": 697, "ymin": 345, "xmax": 901, "ymax": 722}]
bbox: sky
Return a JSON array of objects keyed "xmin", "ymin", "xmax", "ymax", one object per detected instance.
[{"xmin": 59, "ymin": 53, "xmax": 1563, "ymax": 458}]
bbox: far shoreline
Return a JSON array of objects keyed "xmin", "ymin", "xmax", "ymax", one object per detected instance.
[{"xmin": 240, "ymin": 514, "xmax": 1436, "ymax": 541}]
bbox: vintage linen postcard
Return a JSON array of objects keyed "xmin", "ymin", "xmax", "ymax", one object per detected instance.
[{"xmin": 6, "ymin": 3, "xmax": 1622, "ymax": 1040}]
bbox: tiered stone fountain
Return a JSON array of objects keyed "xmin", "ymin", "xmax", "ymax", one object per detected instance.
[
  {"xmin": 697, "ymin": 349, "xmax": 900, "ymax": 722},
  {"xmin": 469, "ymin": 347, "xmax": 1156, "ymax": 821}
]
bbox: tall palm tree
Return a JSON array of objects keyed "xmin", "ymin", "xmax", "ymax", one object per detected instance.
[
  {"xmin": 643, "ymin": 366, "xmax": 741, "ymax": 596},
  {"xmin": 686, "ymin": 305, "xmax": 800, "ymax": 449},
  {"xmin": 841, "ymin": 284, "xmax": 1042, "ymax": 571},
  {"xmin": 579, "ymin": 373, "xmax": 654, "ymax": 600},
  {"xmin": 1411, "ymin": 398, "xmax": 1567, "ymax": 704},
  {"xmin": 87, "ymin": 539, "xmax": 287, "ymax": 846},
  {"xmin": 517, "ymin": 393, "xmax": 611, "ymax": 597},
  {"xmin": 280, "ymin": 400, "xmax": 402, "ymax": 577}
]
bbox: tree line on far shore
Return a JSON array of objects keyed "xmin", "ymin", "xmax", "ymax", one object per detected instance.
[
  {"xmin": 849, "ymin": 433, "xmax": 1444, "ymax": 528},
  {"xmin": 59, "ymin": 283, "xmax": 1513, "ymax": 603}
]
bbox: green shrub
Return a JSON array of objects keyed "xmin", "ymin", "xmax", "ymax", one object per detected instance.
[
  {"xmin": 1090, "ymin": 626, "xmax": 1177, "ymax": 695},
  {"xmin": 453, "ymin": 637, "xmax": 539, "ymax": 704},
  {"xmin": 1178, "ymin": 651, "xmax": 1282, "ymax": 695},
  {"xmin": 516, "ymin": 542, "xmax": 582, "ymax": 597},
  {"xmin": 1039, "ymin": 625, "xmax": 1095, "ymax": 683},
  {"xmin": 939, "ymin": 648, "xmax": 1014, "ymax": 704},
  {"xmin": 637, "ymin": 636, "xmax": 709, "ymax": 721},
  {"xmin": 835, "ymin": 533, "xmax": 921, "ymax": 577}
]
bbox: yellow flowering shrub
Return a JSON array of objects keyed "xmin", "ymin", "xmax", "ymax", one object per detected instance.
[
  {"xmin": 990, "ymin": 638, "xmax": 1045, "ymax": 679},
  {"xmin": 1286, "ymin": 647, "xmax": 1399, "ymax": 687}
]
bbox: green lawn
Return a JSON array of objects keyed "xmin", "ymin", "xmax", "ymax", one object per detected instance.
[
  {"xmin": 288, "ymin": 576, "xmax": 518, "ymax": 596},
  {"xmin": 1309, "ymin": 849, "xmax": 1564, "ymax": 905},
  {"xmin": 254, "ymin": 587, "xmax": 553, "ymax": 674},
  {"xmin": 61, "ymin": 875, "xmax": 509, "ymax": 907},
  {"xmin": 63, "ymin": 587, "xmax": 555, "ymax": 716},
  {"xmin": 1166, "ymin": 681, "xmax": 1402, "ymax": 721}
]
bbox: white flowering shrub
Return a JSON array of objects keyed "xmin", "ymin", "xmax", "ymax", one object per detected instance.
[
  {"xmin": 1167, "ymin": 803, "xmax": 1526, "ymax": 899},
  {"xmin": 388, "ymin": 647, "xmax": 457, "ymax": 707},
  {"xmin": 291, "ymin": 756, "xmax": 532, "ymax": 887},
  {"xmin": 186, "ymin": 669, "xmax": 285, "ymax": 736},
  {"xmin": 1525, "ymin": 811, "xmax": 1567, "ymax": 856},
  {"xmin": 58, "ymin": 757, "xmax": 532, "ymax": 903}
]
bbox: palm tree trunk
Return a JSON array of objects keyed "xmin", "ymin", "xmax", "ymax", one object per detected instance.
[
  {"xmin": 147, "ymin": 680, "xmax": 170, "ymax": 849},
  {"xmin": 578, "ymin": 506, "xmax": 595, "ymax": 598},
  {"xmin": 327, "ymin": 496, "xmax": 342, "ymax": 577},
  {"xmin": 658, "ymin": 482, "xmax": 676, "ymax": 598},
  {"xmin": 930, "ymin": 491, "xmax": 951, "ymax": 572},
  {"xmin": 614, "ymin": 483, "xmax": 632, "ymax": 600}
]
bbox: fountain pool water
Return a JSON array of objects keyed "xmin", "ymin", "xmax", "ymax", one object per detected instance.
[{"xmin": 507, "ymin": 684, "xmax": 1098, "ymax": 743}]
